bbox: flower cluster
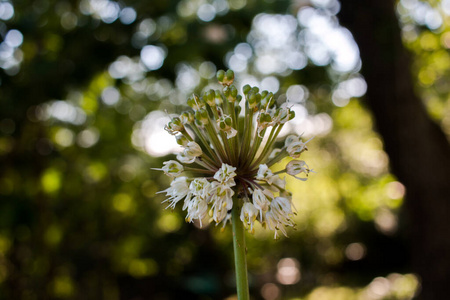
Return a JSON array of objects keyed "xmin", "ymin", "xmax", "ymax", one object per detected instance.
[{"xmin": 156, "ymin": 70, "xmax": 313, "ymax": 238}]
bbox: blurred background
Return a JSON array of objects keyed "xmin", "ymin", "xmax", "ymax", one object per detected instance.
[{"xmin": 1, "ymin": 0, "xmax": 450, "ymax": 299}]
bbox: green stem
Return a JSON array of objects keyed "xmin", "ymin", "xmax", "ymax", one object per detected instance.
[{"xmin": 232, "ymin": 202, "xmax": 250, "ymax": 300}]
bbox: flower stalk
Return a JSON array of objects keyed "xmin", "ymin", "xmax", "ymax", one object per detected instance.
[{"xmin": 232, "ymin": 202, "xmax": 250, "ymax": 300}]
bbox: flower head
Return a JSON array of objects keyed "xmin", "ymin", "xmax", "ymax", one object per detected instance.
[{"xmin": 155, "ymin": 69, "xmax": 314, "ymax": 238}]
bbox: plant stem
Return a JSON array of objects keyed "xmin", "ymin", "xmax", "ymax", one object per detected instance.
[{"xmin": 232, "ymin": 202, "xmax": 250, "ymax": 300}]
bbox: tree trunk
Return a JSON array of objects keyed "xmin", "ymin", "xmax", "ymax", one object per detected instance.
[{"xmin": 338, "ymin": 1, "xmax": 450, "ymax": 299}]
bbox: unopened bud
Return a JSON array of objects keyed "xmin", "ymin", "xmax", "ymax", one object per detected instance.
[
  {"xmin": 180, "ymin": 111, "xmax": 194, "ymax": 124},
  {"xmin": 217, "ymin": 69, "xmax": 234, "ymax": 86},
  {"xmin": 289, "ymin": 110, "xmax": 295, "ymax": 120},
  {"xmin": 261, "ymin": 90, "xmax": 268, "ymax": 98},
  {"xmin": 214, "ymin": 90, "xmax": 223, "ymax": 105},
  {"xmin": 165, "ymin": 117, "xmax": 184, "ymax": 135},
  {"xmin": 216, "ymin": 70, "xmax": 225, "ymax": 82},
  {"xmin": 243, "ymin": 84, "xmax": 251, "ymax": 95},
  {"xmin": 160, "ymin": 160, "xmax": 184, "ymax": 177},
  {"xmin": 204, "ymin": 89, "xmax": 216, "ymax": 106},
  {"xmin": 248, "ymin": 92, "xmax": 261, "ymax": 109},
  {"xmin": 235, "ymin": 104, "xmax": 242, "ymax": 115},
  {"xmin": 187, "ymin": 94, "xmax": 204, "ymax": 111},
  {"xmin": 195, "ymin": 108, "xmax": 209, "ymax": 125},
  {"xmin": 261, "ymin": 92, "xmax": 274, "ymax": 108},
  {"xmin": 176, "ymin": 135, "xmax": 189, "ymax": 146}
]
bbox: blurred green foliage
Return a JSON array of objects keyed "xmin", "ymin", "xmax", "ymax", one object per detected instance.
[{"xmin": 1, "ymin": 0, "xmax": 448, "ymax": 299}]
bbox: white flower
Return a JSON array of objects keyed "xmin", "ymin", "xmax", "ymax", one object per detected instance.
[
  {"xmin": 286, "ymin": 160, "xmax": 312, "ymax": 181},
  {"xmin": 176, "ymin": 152, "xmax": 196, "ymax": 164},
  {"xmin": 240, "ymin": 202, "xmax": 258, "ymax": 233},
  {"xmin": 265, "ymin": 197, "xmax": 295, "ymax": 238},
  {"xmin": 209, "ymin": 182, "xmax": 234, "ymax": 223},
  {"xmin": 157, "ymin": 69, "xmax": 315, "ymax": 238},
  {"xmin": 287, "ymin": 141, "xmax": 307, "ymax": 158},
  {"xmin": 154, "ymin": 160, "xmax": 184, "ymax": 177},
  {"xmin": 188, "ymin": 178, "xmax": 211, "ymax": 200},
  {"xmin": 185, "ymin": 196, "xmax": 208, "ymax": 226},
  {"xmin": 285, "ymin": 135, "xmax": 300, "ymax": 148},
  {"xmin": 214, "ymin": 163, "xmax": 237, "ymax": 185},
  {"xmin": 256, "ymin": 164, "xmax": 273, "ymax": 181},
  {"xmin": 286, "ymin": 137, "xmax": 313, "ymax": 158},
  {"xmin": 185, "ymin": 141, "xmax": 202, "ymax": 156},
  {"xmin": 218, "ymin": 212, "xmax": 232, "ymax": 232},
  {"xmin": 256, "ymin": 164, "xmax": 283, "ymax": 187},
  {"xmin": 157, "ymin": 176, "xmax": 191, "ymax": 209},
  {"xmin": 177, "ymin": 141, "xmax": 203, "ymax": 164},
  {"xmin": 252, "ymin": 188, "xmax": 274, "ymax": 222}
]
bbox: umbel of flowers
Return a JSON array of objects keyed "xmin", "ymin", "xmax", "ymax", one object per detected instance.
[{"xmin": 156, "ymin": 69, "xmax": 313, "ymax": 239}]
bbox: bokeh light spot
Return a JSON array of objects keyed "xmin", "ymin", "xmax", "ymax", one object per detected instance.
[
  {"xmin": 5, "ymin": 30, "xmax": 23, "ymax": 48},
  {"xmin": 261, "ymin": 283, "xmax": 280, "ymax": 300},
  {"xmin": 345, "ymin": 242, "xmax": 366, "ymax": 261},
  {"xmin": 141, "ymin": 45, "xmax": 166, "ymax": 71},
  {"xmin": 120, "ymin": 7, "xmax": 137, "ymax": 25},
  {"xmin": 197, "ymin": 4, "xmax": 216, "ymax": 22},
  {"xmin": 276, "ymin": 258, "xmax": 301, "ymax": 285}
]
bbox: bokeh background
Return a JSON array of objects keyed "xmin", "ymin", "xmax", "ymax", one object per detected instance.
[{"xmin": 1, "ymin": 0, "xmax": 450, "ymax": 299}]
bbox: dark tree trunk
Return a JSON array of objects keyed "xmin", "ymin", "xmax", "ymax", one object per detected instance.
[{"xmin": 338, "ymin": 1, "xmax": 450, "ymax": 299}]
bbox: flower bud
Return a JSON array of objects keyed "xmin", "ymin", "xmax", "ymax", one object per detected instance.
[
  {"xmin": 180, "ymin": 111, "xmax": 194, "ymax": 124},
  {"xmin": 285, "ymin": 135, "xmax": 300, "ymax": 148},
  {"xmin": 260, "ymin": 92, "xmax": 274, "ymax": 108},
  {"xmin": 176, "ymin": 135, "xmax": 189, "ymax": 146},
  {"xmin": 160, "ymin": 160, "xmax": 184, "ymax": 177},
  {"xmin": 225, "ymin": 70, "xmax": 235, "ymax": 85},
  {"xmin": 187, "ymin": 94, "xmax": 204, "ymax": 111},
  {"xmin": 217, "ymin": 114, "xmax": 237, "ymax": 139},
  {"xmin": 177, "ymin": 141, "xmax": 203, "ymax": 164},
  {"xmin": 204, "ymin": 89, "xmax": 216, "ymax": 107},
  {"xmin": 195, "ymin": 108, "xmax": 209, "ymax": 125},
  {"xmin": 289, "ymin": 110, "xmax": 295, "ymax": 120},
  {"xmin": 261, "ymin": 90, "xmax": 268, "ymax": 98},
  {"xmin": 224, "ymin": 85, "xmax": 238, "ymax": 103},
  {"xmin": 243, "ymin": 84, "xmax": 251, "ymax": 95},
  {"xmin": 185, "ymin": 141, "xmax": 202, "ymax": 157},
  {"xmin": 214, "ymin": 90, "xmax": 223, "ymax": 105},
  {"xmin": 257, "ymin": 111, "xmax": 272, "ymax": 133},
  {"xmin": 216, "ymin": 70, "xmax": 225, "ymax": 82},
  {"xmin": 235, "ymin": 104, "xmax": 242, "ymax": 115},
  {"xmin": 248, "ymin": 91, "xmax": 261, "ymax": 109},
  {"xmin": 217, "ymin": 69, "xmax": 234, "ymax": 86},
  {"xmin": 251, "ymin": 86, "xmax": 259, "ymax": 93},
  {"xmin": 164, "ymin": 117, "xmax": 184, "ymax": 135}
]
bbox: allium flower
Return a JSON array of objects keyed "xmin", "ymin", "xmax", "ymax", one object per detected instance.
[{"xmin": 156, "ymin": 69, "xmax": 314, "ymax": 239}]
